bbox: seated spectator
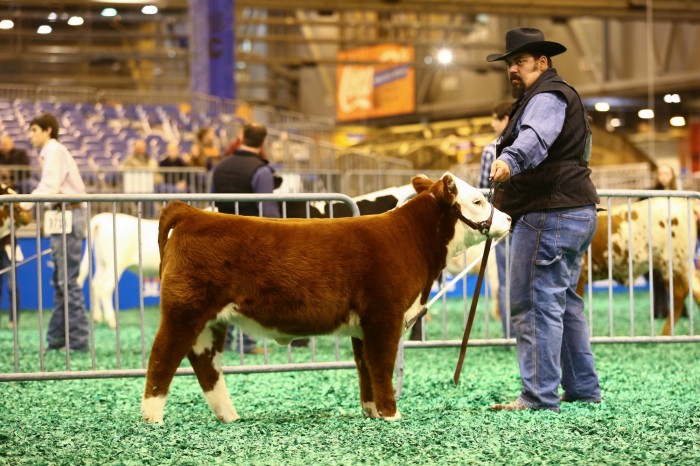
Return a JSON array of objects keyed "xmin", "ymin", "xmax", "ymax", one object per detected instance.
[
  {"xmin": 122, "ymin": 139, "xmax": 161, "ymax": 216},
  {"xmin": 158, "ymin": 141, "xmax": 189, "ymax": 193},
  {"xmin": 184, "ymin": 143, "xmax": 209, "ymax": 169},
  {"xmin": 0, "ymin": 134, "xmax": 33, "ymax": 193},
  {"xmin": 196, "ymin": 127, "xmax": 222, "ymax": 168}
]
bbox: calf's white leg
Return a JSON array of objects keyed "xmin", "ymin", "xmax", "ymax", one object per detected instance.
[{"xmin": 187, "ymin": 323, "xmax": 239, "ymax": 422}]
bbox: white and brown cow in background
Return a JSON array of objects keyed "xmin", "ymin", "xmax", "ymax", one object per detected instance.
[
  {"xmin": 577, "ymin": 197, "xmax": 700, "ymax": 335},
  {"xmin": 141, "ymin": 173, "xmax": 511, "ymax": 424}
]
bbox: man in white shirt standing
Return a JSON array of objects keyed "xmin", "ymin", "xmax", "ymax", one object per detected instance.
[{"xmin": 21, "ymin": 113, "xmax": 89, "ymax": 352}]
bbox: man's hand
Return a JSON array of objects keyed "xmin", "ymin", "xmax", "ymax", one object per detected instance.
[{"xmin": 490, "ymin": 160, "xmax": 511, "ymax": 182}]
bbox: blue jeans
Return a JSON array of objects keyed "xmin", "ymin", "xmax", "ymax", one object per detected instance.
[
  {"xmin": 508, "ymin": 206, "xmax": 600, "ymax": 410},
  {"xmin": 47, "ymin": 207, "xmax": 89, "ymax": 350},
  {"xmin": 225, "ymin": 325, "xmax": 258, "ymax": 353},
  {"xmin": 495, "ymin": 239, "xmax": 510, "ymax": 339},
  {"xmin": 1, "ymin": 243, "xmax": 19, "ymax": 322}
]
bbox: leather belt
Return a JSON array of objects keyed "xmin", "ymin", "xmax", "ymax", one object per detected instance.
[{"xmin": 52, "ymin": 202, "xmax": 82, "ymax": 210}]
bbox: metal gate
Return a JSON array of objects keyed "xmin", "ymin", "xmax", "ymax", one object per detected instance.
[{"xmin": 0, "ymin": 192, "xmax": 359, "ymax": 382}]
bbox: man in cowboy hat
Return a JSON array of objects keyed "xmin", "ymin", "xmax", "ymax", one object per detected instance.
[{"xmin": 487, "ymin": 27, "xmax": 601, "ymax": 412}]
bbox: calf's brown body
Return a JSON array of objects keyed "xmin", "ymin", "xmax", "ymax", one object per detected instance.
[{"xmin": 141, "ymin": 174, "xmax": 510, "ymax": 424}]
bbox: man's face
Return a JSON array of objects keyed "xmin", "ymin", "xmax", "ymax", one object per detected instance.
[
  {"xmin": 505, "ymin": 53, "xmax": 546, "ymax": 98},
  {"xmin": 29, "ymin": 124, "xmax": 51, "ymax": 149}
]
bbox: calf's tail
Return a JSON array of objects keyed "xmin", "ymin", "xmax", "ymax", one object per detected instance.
[{"xmin": 158, "ymin": 200, "xmax": 190, "ymax": 275}]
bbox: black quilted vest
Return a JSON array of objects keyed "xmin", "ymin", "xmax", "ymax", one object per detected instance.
[
  {"xmin": 496, "ymin": 68, "xmax": 599, "ymax": 220},
  {"xmin": 211, "ymin": 149, "xmax": 268, "ymax": 216}
]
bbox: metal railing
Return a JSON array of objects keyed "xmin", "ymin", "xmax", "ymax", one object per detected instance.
[
  {"xmin": 0, "ymin": 193, "xmax": 359, "ymax": 382},
  {"xmin": 1, "ymin": 189, "xmax": 699, "ymax": 390}
]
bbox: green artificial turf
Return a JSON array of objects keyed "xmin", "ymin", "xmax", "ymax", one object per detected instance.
[{"xmin": 1, "ymin": 292, "xmax": 699, "ymax": 465}]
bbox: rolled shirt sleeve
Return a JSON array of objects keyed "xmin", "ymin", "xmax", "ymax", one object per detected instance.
[{"xmin": 498, "ymin": 92, "xmax": 567, "ymax": 178}]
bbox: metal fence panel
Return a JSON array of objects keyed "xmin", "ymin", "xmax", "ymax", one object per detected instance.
[{"xmin": 0, "ymin": 193, "xmax": 358, "ymax": 382}]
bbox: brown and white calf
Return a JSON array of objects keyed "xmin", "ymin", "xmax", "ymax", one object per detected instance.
[
  {"xmin": 141, "ymin": 173, "xmax": 511, "ymax": 424},
  {"xmin": 577, "ymin": 197, "xmax": 700, "ymax": 335}
]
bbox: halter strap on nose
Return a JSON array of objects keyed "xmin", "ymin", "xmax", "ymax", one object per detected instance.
[{"xmin": 450, "ymin": 203, "xmax": 494, "ymax": 236}]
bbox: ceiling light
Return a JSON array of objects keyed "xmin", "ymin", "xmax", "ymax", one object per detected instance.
[
  {"xmin": 609, "ymin": 118, "xmax": 621, "ymax": 128},
  {"xmin": 48, "ymin": 12, "xmax": 58, "ymax": 22},
  {"xmin": 663, "ymin": 93, "xmax": 681, "ymax": 104},
  {"xmin": 68, "ymin": 16, "xmax": 84, "ymax": 26},
  {"xmin": 594, "ymin": 102, "xmax": 610, "ymax": 112},
  {"xmin": 37, "ymin": 25, "xmax": 52, "ymax": 34},
  {"xmin": 142, "ymin": 5, "xmax": 158, "ymax": 15},
  {"xmin": 437, "ymin": 48, "xmax": 453, "ymax": 65},
  {"xmin": 0, "ymin": 20, "xmax": 14, "ymax": 30},
  {"xmin": 101, "ymin": 8, "xmax": 118, "ymax": 17},
  {"xmin": 638, "ymin": 109, "xmax": 654, "ymax": 119},
  {"xmin": 670, "ymin": 116, "xmax": 686, "ymax": 127}
]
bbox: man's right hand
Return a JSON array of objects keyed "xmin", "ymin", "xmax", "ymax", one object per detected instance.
[{"xmin": 490, "ymin": 160, "xmax": 511, "ymax": 182}]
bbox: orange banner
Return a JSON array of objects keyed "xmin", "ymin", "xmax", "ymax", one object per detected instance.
[{"xmin": 336, "ymin": 44, "xmax": 415, "ymax": 122}]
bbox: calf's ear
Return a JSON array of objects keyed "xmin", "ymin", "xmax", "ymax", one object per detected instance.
[
  {"xmin": 438, "ymin": 174, "xmax": 458, "ymax": 205},
  {"xmin": 411, "ymin": 174, "xmax": 433, "ymax": 194}
]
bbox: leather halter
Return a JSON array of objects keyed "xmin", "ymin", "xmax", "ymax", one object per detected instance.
[{"xmin": 450, "ymin": 202, "xmax": 494, "ymax": 236}]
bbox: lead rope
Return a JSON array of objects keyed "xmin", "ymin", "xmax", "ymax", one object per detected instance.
[{"xmin": 453, "ymin": 181, "xmax": 502, "ymax": 385}]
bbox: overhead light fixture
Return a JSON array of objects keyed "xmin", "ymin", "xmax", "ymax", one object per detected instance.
[
  {"xmin": 437, "ymin": 48, "xmax": 453, "ymax": 65},
  {"xmin": 142, "ymin": 5, "xmax": 158, "ymax": 15},
  {"xmin": 101, "ymin": 8, "xmax": 118, "ymax": 17},
  {"xmin": 93, "ymin": 0, "xmax": 152, "ymax": 3},
  {"xmin": 68, "ymin": 16, "xmax": 84, "ymax": 26},
  {"xmin": 670, "ymin": 116, "xmax": 686, "ymax": 127},
  {"xmin": 47, "ymin": 12, "xmax": 58, "ymax": 22},
  {"xmin": 594, "ymin": 102, "xmax": 610, "ymax": 112},
  {"xmin": 37, "ymin": 25, "xmax": 52, "ymax": 34},
  {"xmin": 638, "ymin": 109, "xmax": 654, "ymax": 119},
  {"xmin": 0, "ymin": 20, "xmax": 14, "ymax": 30},
  {"xmin": 609, "ymin": 118, "xmax": 621, "ymax": 128},
  {"xmin": 664, "ymin": 94, "xmax": 681, "ymax": 104}
]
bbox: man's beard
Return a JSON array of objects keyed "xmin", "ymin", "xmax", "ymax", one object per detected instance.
[{"xmin": 510, "ymin": 76, "xmax": 525, "ymax": 99}]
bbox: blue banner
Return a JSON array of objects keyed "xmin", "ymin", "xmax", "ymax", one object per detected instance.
[
  {"xmin": 2, "ymin": 238, "xmax": 159, "ymax": 313},
  {"xmin": 188, "ymin": 0, "xmax": 235, "ymax": 100}
]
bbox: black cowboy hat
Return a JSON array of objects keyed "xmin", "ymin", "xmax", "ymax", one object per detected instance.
[{"xmin": 487, "ymin": 27, "xmax": 566, "ymax": 62}]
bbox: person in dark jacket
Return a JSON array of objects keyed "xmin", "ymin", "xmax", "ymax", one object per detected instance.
[
  {"xmin": 0, "ymin": 134, "xmax": 33, "ymax": 193},
  {"xmin": 211, "ymin": 122, "xmax": 280, "ymax": 354},
  {"xmin": 487, "ymin": 28, "xmax": 601, "ymax": 412}
]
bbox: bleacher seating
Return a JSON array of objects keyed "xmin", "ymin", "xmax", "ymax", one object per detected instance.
[{"xmin": 0, "ymin": 97, "xmax": 242, "ymax": 167}]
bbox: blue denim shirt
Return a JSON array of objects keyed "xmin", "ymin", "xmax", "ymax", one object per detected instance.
[{"xmin": 498, "ymin": 92, "xmax": 567, "ymax": 178}]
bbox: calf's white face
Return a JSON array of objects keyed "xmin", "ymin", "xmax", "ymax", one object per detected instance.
[{"xmin": 448, "ymin": 173, "xmax": 511, "ymax": 257}]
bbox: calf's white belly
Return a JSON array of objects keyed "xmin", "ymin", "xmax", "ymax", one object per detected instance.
[
  {"xmin": 214, "ymin": 303, "xmax": 364, "ymax": 342},
  {"xmin": 214, "ymin": 296, "xmax": 423, "ymax": 343}
]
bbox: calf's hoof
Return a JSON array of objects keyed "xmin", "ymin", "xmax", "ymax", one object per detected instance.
[
  {"xmin": 141, "ymin": 396, "xmax": 166, "ymax": 424},
  {"xmin": 380, "ymin": 410, "xmax": 402, "ymax": 421},
  {"xmin": 362, "ymin": 401, "xmax": 380, "ymax": 419},
  {"xmin": 217, "ymin": 411, "xmax": 241, "ymax": 423}
]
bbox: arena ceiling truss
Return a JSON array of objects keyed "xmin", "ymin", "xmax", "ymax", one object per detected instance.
[{"xmin": 0, "ymin": 0, "xmax": 698, "ymax": 117}]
